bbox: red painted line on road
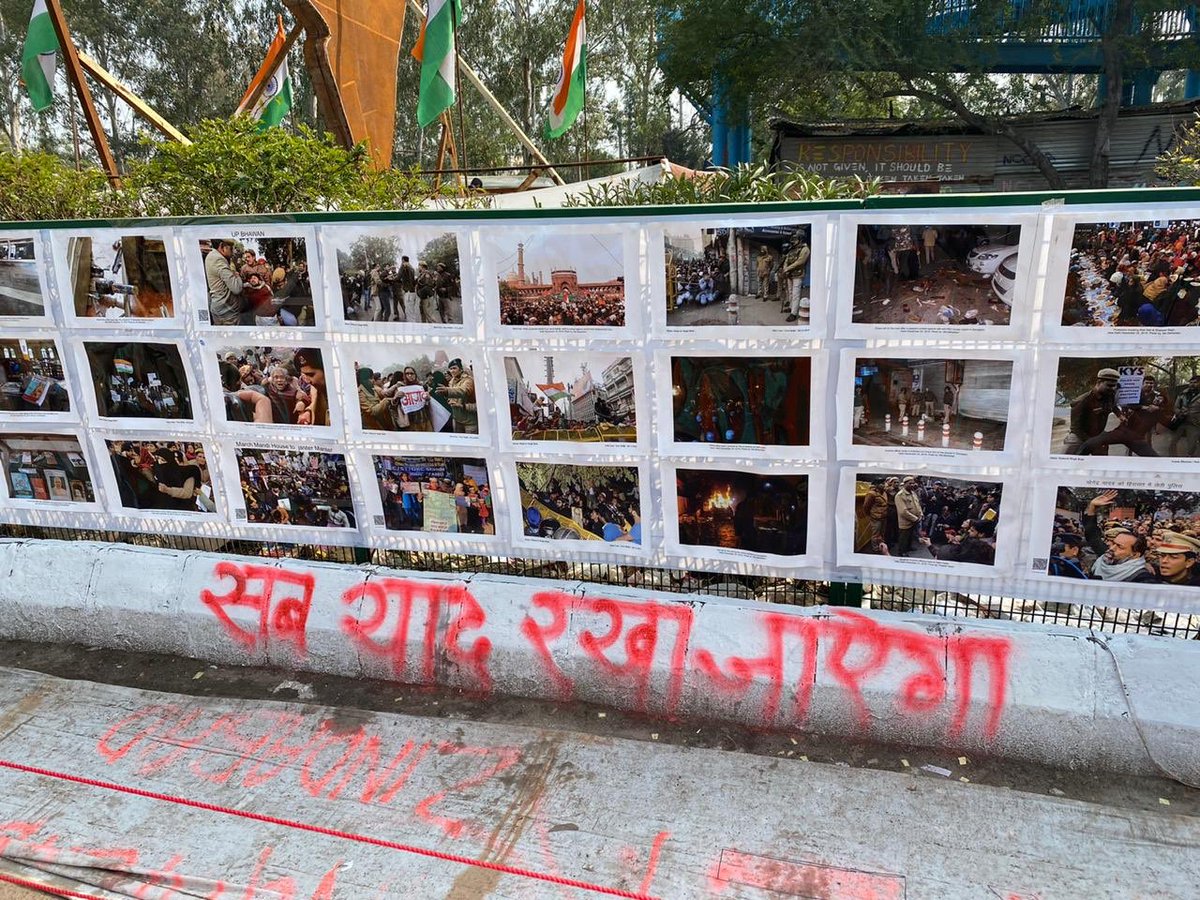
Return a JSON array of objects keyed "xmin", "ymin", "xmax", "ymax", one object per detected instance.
[
  {"xmin": 0, "ymin": 758, "xmax": 654, "ymax": 900},
  {"xmin": 0, "ymin": 870, "xmax": 105, "ymax": 899}
]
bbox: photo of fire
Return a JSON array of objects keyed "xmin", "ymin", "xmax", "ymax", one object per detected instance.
[{"xmin": 675, "ymin": 468, "xmax": 808, "ymax": 556}]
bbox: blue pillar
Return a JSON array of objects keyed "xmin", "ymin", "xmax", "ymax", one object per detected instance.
[
  {"xmin": 1130, "ymin": 70, "xmax": 1158, "ymax": 106},
  {"xmin": 1186, "ymin": 71, "xmax": 1200, "ymax": 99}
]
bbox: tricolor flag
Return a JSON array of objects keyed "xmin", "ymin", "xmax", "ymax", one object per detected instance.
[
  {"xmin": 246, "ymin": 17, "xmax": 294, "ymax": 129},
  {"xmin": 21, "ymin": 0, "xmax": 59, "ymax": 112},
  {"xmin": 412, "ymin": 0, "xmax": 461, "ymax": 128},
  {"xmin": 536, "ymin": 383, "xmax": 568, "ymax": 404},
  {"xmin": 546, "ymin": 0, "xmax": 586, "ymax": 140}
]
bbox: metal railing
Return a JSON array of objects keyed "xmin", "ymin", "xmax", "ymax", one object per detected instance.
[{"xmin": 3, "ymin": 524, "xmax": 1194, "ymax": 641}]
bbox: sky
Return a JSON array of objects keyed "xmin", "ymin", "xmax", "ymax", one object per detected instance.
[{"xmin": 494, "ymin": 231, "xmax": 623, "ymax": 283}]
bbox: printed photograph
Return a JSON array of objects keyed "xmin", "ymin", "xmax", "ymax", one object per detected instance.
[
  {"xmin": 1, "ymin": 339, "xmax": 69, "ymax": 413},
  {"xmin": 664, "ymin": 223, "xmax": 812, "ymax": 327},
  {"xmin": 675, "ymin": 469, "xmax": 808, "ymax": 556},
  {"xmin": 331, "ymin": 226, "xmax": 462, "ymax": 325},
  {"xmin": 235, "ymin": 447, "xmax": 354, "ymax": 528},
  {"xmin": 351, "ymin": 347, "xmax": 478, "ymax": 434},
  {"xmin": 853, "ymin": 223, "xmax": 1021, "ymax": 326},
  {"xmin": 1051, "ymin": 356, "xmax": 1200, "ymax": 457},
  {"xmin": 198, "ymin": 236, "xmax": 315, "ymax": 327},
  {"xmin": 1061, "ymin": 220, "xmax": 1200, "ymax": 327},
  {"xmin": 517, "ymin": 462, "xmax": 641, "ymax": 544},
  {"xmin": 0, "ymin": 237, "xmax": 45, "ymax": 318},
  {"xmin": 216, "ymin": 345, "xmax": 331, "ymax": 427},
  {"xmin": 670, "ymin": 356, "xmax": 811, "ymax": 446},
  {"xmin": 0, "ymin": 433, "xmax": 94, "ymax": 503},
  {"xmin": 66, "ymin": 234, "xmax": 174, "ymax": 319},
  {"xmin": 504, "ymin": 352, "xmax": 636, "ymax": 443},
  {"xmin": 1047, "ymin": 485, "xmax": 1200, "ymax": 586},
  {"xmin": 496, "ymin": 231, "xmax": 625, "ymax": 327},
  {"xmin": 373, "ymin": 455, "xmax": 493, "ymax": 534},
  {"xmin": 852, "ymin": 357, "xmax": 1012, "ymax": 451},
  {"xmin": 854, "ymin": 473, "xmax": 1003, "ymax": 565},
  {"xmin": 84, "ymin": 342, "xmax": 193, "ymax": 420},
  {"xmin": 105, "ymin": 440, "xmax": 215, "ymax": 514}
]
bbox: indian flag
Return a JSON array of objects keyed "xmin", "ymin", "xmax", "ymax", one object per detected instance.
[
  {"xmin": 546, "ymin": 0, "xmax": 586, "ymax": 140},
  {"xmin": 21, "ymin": 0, "xmax": 59, "ymax": 112},
  {"xmin": 249, "ymin": 18, "xmax": 293, "ymax": 129},
  {"xmin": 537, "ymin": 383, "xmax": 568, "ymax": 404},
  {"xmin": 412, "ymin": 0, "xmax": 461, "ymax": 128}
]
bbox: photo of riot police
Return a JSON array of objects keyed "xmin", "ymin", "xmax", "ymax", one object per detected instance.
[
  {"xmin": 1051, "ymin": 356, "xmax": 1200, "ymax": 458},
  {"xmin": 1047, "ymin": 485, "xmax": 1200, "ymax": 587}
]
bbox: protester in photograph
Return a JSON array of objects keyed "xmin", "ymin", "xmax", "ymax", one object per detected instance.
[
  {"xmin": 107, "ymin": 441, "xmax": 209, "ymax": 513},
  {"xmin": 293, "ymin": 348, "xmax": 329, "ymax": 427},
  {"xmin": 1171, "ymin": 374, "xmax": 1200, "ymax": 456},
  {"xmin": 857, "ymin": 476, "xmax": 1002, "ymax": 564},
  {"xmin": 1076, "ymin": 376, "xmax": 1162, "ymax": 457},
  {"xmin": 435, "ymin": 358, "xmax": 478, "ymax": 434},
  {"xmin": 202, "ymin": 238, "xmax": 312, "ymax": 327},
  {"xmin": 238, "ymin": 450, "xmax": 353, "ymax": 528}
]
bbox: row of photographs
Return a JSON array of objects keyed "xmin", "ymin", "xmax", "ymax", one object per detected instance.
[
  {"xmin": 3, "ymin": 209, "xmax": 1200, "ymax": 339},
  {"xmin": 3, "ymin": 431, "xmax": 1198, "ymax": 594},
  {"xmin": 8, "ymin": 336, "xmax": 1200, "ymax": 471}
]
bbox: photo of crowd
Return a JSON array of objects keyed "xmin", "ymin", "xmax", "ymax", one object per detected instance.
[
  {"xmin": 675, "ymin": 469, "xmax": 808, "ymax": 556},
  {"xmin": 1050, "ymin": 356, "xmax": 1200, "ymax": 458},
  {"xmin": 0, "ymin": 237, "xmax": 45, "ymax": 318},
  {"xmin": 216, "ymin": 346, "xmax": 331, "ymax": 428},
  {"xmin": 199, "ymin": 236, "xmax": 315, "ymax": 327},
  {"xmin": 1, "ymin": 339, "xmax": 69, "ymax": 413},
  {"xmin": 517, "ymin": 462, "xmax": 641, "ymax": 544},
  {"xmin": 505, "ymin": 352, "xmax": 636, "ymax": 443},
  {"xmin": 373, "ymin": 455, "xmax": 493, "ymax": 534},
  {"xmin": 352, "ymin": 348, "xmax": 478, "ymax": 434},
  {"xmin": 1060, "ymin": 220, "xmax": 1200, "ymax": 327},
  {"xmin": 1, "ymin": 433, "xmax": 94, "ymax": 503},
  {"xmin": 670, "ymin": 356, "xmax": 811, "ymax": 446},
  {"xmin": 854, "ymin": 473, "xmax": 1003, "ymax": 565},
  {"xmin": 496, "ymin": 233, "xmax": 625, "ymax": 327},
  {"xmin": 853, "ymin": 223, "xmax": 1021, "ymax": 326},
  {"xmin": 332, "ymin": 227, "xmax": 462, "ymax": 325},
  {"xmin": 235, "ymin": 447, "xmax": 355, "ymax": 528},
  {"xmin": 852, "ymin": 357, "xmax": 1012, "ymax": 451},
  {"xmin": 84, "ymin": 342, "xmax": 193, "ymax": 420},
  {"xmin": 1047, "ymin": 486, "xmax": 1200, "ymax": 586},
  {"xmin": 66, "ymin": 234, "xmax": 174, "ymax": 319},
  {"xmin": 105, "ymin": 440, "xmax": 214, "ymax": 514},
  {"xmin": 664, "ymin": 224, "xmax": 812, "ymax": 327}
]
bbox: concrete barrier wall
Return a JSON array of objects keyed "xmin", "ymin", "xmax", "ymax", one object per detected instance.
[{"xmin": 2, "ymin": 539, "xmax": 1197, "ymax": 780}]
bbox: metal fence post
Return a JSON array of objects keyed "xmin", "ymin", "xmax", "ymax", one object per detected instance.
[{"xmin": 827, "ymin": 581, "xmax": 863, "ymax": 607}]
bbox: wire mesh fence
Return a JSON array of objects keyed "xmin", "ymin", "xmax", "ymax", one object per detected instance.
[{"xmin": 2, "ymin": 524, "xmax": 1196, "ymax": 640}]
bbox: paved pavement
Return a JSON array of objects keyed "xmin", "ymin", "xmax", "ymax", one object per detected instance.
[{"xmin": 0, "ymin": 665, "xmax": 1195, "ymax": 899}]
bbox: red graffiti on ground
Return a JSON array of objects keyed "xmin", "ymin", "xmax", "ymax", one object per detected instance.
[
  {"xmin": 195, "ymin": 563, "xmax": 1013, "ymax": 740},
  {"xmin": 200, "ymin": 561, "xmax": 314, "ymax": 657}
]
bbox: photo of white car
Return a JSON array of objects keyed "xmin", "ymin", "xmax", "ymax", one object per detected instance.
[{"xmin": 967, "ymin": 243, "xmax": 1020, "ymax": 277}]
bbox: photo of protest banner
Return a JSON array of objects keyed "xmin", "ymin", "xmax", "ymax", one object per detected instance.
[
  {"xmin": 53, "ymin": 228, "xmax": 181, "ymax": 325},
  {"xmin": 498, "ymin": 350, "xmax": 643, "ymax": 453},
  {"xmin": 1027, "ymin": 472, "xmax": 1200, "ymax": 600},
  {"xmin": 0, "ymin": 233, "xmax": 52, "ymax": 325},
  {"xmin": 1036, "ymin": 352, "xmax": 1200, "ymax": 471},
  {"xmin": 838, "ymin": 468, "xmax": 1014, "ymax": 577},
  {"xmin": 206, "ymin": 343, "xmax": 341, "ymax": 438},
  {"xmin": 323, "ymin": 224, "xmax": 466, "ymax": 332},
  {"xmin": 94, "ymin": 437, "xmax": 219, "ymax": 519},
  {"xmin": 656, "ymin": 351, "xmax": 824, "ymax": 460},
  {"xmin": 0, "ymin": 430, "xmax": 99, "ymax": 509},
  {"xmin": 510, "ymin": 460, "xmax": 648, "ymax": 556},
  {"xmin": 656, "ymin": 217, "xmax": 826, "ymax": 338},
  {"xmin": 483, "ymin": 224, "xmax": 640, "ymax": 339},
  {"xmin": 76, "ymin": 340, "xmax": 198, "ymax": 429},
  {"xmin": 837, "ymin": 349, "xmax": 1021, "ymax": 463},
  {"xmin": 187, "ymin": 227, "xmax": 320, "ymax": 330},
  {"xmin": 225, "ymin": 442, "xmax": 358, "ymax": 533},
  {"xmin": 358, "ymin": 452, "xmax": 497, "ymax": 545},
  {"xmin": 337, "ymin": 344, "xmax": 486, "ymax": 445},
  {"xmin": 663, "ymin": 463, "xmax": 823, "ymax": 569},
  {"xmin": 0, "ymin": 335, "xmax": 74, "ymax": 422},
  {"xmin": 836, "ymin": 214, "xmax": 1036, "ymax": 339}
]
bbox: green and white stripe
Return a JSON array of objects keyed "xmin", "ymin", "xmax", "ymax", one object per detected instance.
[
  {"xmin": 21, "ymin": 0, "xmax": 59, "ymax": 112},
  {"xmin": 416, "ymin": 0, "xmax": 461, "ymax": 128},
  {"xmin": 251, "ymin": 31, "xmax": 294, "ymax": 129}
]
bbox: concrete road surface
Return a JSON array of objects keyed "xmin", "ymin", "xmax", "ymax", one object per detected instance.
[{"xmin": 0, "ymin": 664, "xmax": 1195, "ymax": 899}]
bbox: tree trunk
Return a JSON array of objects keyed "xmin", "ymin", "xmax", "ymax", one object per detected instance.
[
  {"xmin": 523, "ymin": 56, "xmax": 533, "ymax": 165},
  {"xmin": 1089, "ymin": 0, "xmax": 1134, "ymax": 188}
]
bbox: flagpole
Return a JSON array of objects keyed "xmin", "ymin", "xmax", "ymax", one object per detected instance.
[{"xmin": 450, "ymin": 1, "xmax": 469, "ymax": 181}]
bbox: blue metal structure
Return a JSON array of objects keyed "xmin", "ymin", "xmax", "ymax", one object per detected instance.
[{"xmin": 679, "ymin": 1, "xmax": 1200, "ymax": 167}]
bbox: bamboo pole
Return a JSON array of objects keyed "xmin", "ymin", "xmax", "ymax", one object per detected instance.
[{"xmin": 77, "ymin": 51, "xmax": 191, "ymax": 145}]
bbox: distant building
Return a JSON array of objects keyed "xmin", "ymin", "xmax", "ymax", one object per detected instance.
[
  {"xmin": 770, "ymin": 100, "xmax": 1199, "ymax": 192},
  {"xmin": 569, "ymin": 368, "xmax": 597, "ymax": 423},
  {"xmin": 601, "ymin": 357, "xmax": 635, "ymax": 418},
  {"xmin": 501, "ymin": 243, "xmax": 623, "ymax": 302}
]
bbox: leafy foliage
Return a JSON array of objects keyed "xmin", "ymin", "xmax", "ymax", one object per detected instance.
[
  {"xmin": 563, "ymin": 163, "xmax": 878, "ymax": 207},
  {"xmin": 1155, "ymin": 115, "xmax": 1200, "ymax": 184},
  {"xmin": 0, "ymin": 149, "xmax": 130, "ymax": 220}
]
